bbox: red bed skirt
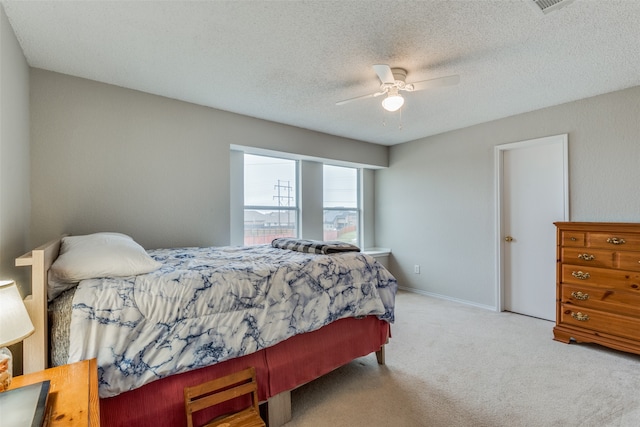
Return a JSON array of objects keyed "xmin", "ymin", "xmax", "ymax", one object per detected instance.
[{"xmin": 100, "ymin": 316, "xmax": 390, "ymax": 427}]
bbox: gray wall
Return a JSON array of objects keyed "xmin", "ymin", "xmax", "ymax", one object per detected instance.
[
  {"xmin": 0, "ymin": 4, "xmax": 31, "ymax": 375},
  {"xmin": 0, "ymin": 5, "xmax": 30, "ymax": 292},
  {"xmin": 376, "ymin": 86, "xmax": 640, "ymax": 309},
  {"xmin": 29, "ymin": 69, "xmax": 388, "ymax": 250}
]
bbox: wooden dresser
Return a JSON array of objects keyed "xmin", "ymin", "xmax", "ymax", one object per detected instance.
[{"xmin": 553, "ymin": 222, "xmax": 640, "ymax": 355}]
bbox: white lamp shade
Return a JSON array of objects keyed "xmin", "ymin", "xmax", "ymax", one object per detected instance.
[
  {"xmin": 0, "ymin": 280, "xmax": 35, "ymax": 347},
  {"xmin": 381, "ymin": 93, "xmax": 404, "ymax": 112}
]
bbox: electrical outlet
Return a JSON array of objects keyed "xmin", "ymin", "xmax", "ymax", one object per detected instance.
[{"xmin": 414, "ymin": 264, "xmax": 420, "ymax": 274}]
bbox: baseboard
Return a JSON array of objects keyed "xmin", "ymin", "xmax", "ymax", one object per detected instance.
[{"xmin": 398, "ymin": 285, "xmax": 497, "ymax": 312}]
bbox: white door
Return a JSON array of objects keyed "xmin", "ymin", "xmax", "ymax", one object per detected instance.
[{"xmin": 496, "ymin": 135, "xmax": 568, "ymax": 321}]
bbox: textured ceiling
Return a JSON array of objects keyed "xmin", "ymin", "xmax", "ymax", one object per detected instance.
[{"xmin": 2, "ymin": 0, "xmax": 640, "ymax": 146}]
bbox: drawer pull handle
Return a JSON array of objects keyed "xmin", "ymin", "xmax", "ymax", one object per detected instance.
[
  {"xmin": 571, "ymin": 291, "xmax": 589, "ymax": 300},
  {"xmin": 571, "ymin": 291, "xmax": 589, "ymax": 301},
  {"xmin": 606, "ymin": 237, "xmax": 626, "ymax": 245},
  {"xmin": 570, "ymin": 237, "xmax": 577, "ymax": 241},
  {"xmin": 571, "ymin": 312, "xmax": 590, "ymax": 322},
  {"xmin": 577, "ymin": 253, "xmax": 595, "ymax": 261},
  {"xmin": 571, "ymin": 271, "xmax": 590, "ymax": 280}
]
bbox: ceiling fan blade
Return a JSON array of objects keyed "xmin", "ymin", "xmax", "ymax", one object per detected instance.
[
  {"xmin": 372, "ymin": 64, "xmax": 395, "ymax": 84},
  {"xmin": 335, "ymin": 91, "xmax": 385, "ymax": 106},
  {"xmin": 410, "ymin": 74, "xmax": 460, "ymax": 92}
]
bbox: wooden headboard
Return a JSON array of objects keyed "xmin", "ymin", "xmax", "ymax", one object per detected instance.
[{"xmin": 15, "ymin": 237, "xmax": 62, "ymax": 374}]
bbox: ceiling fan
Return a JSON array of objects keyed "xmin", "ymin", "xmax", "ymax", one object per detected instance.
[{"xmin": 336, "ymin": 64, "xmax": 460, "ymax": 112}]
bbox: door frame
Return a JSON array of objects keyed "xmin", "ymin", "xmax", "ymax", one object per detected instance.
[{"xmin": 494, "ymin": 134, "xmax": 569, "ymax": 313}]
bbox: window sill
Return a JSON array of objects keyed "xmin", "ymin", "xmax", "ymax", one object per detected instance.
[{"xmin": 363, "ymin": 247, "xmax": 391, "ymax": 257}]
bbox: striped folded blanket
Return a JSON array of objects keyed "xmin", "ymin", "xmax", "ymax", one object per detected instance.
[{"xmin": 271, "ymin": 238, "xmax": 360, "ymax": 255}]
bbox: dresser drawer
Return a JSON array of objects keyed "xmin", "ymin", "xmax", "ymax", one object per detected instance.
[
  {"xmin": 561, "ymin": 264, "xmax": 640, "ymax": 291},
  {"xmin": 561, "ymin": 231, "xmax": 585, "ymax": 247},
  {"xmin": 561, "ymin": 284, "xmax": 640, "ymax": 317},
  {"xmin": 559, "ymin": 304, "xmax": 640, "ymax": 341},
  {"xmin": 619, "ymin": 251, "xmax": 640, "ymax": 272},
  {"xmin": 588, "ymin": 232, "xmax": 640, "ymax": 250},
  {"xmin": 560, "ymin": 248, "xmax": 615, "ymax": 269}
]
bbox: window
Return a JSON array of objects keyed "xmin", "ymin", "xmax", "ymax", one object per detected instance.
[
  {"xmin": 323, "ymin": 165, "xmax": 360, "ymax": 245},
  {"xmin": 238, "ymin": 151, "xmax": 364, "ymax": 247},
  {"xmin": 243, "ymin": 154, "xmax": 298, "ymax": 245}
]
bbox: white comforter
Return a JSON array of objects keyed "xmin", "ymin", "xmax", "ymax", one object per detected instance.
[{"xmin": 69, "ymin": 244, "xmax": 397, "ymax": 397}]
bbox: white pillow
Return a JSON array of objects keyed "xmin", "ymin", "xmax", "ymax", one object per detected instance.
[{"xmin": 48, "ymin": 232, "xmax": 162, "ymax": 300}]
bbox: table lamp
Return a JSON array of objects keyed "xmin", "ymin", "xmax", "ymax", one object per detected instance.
[{"xmin": 0, "ymin": 280, "xmax": 35, "ymax": 391}]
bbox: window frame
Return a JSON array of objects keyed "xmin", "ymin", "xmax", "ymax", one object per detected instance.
[
  {"xmin": 242, "ymin": 154, "xmax": 300, "ymax": 245},
  {"xmin": 233, "ymin": 148, "xmax": 368, "ymax": 248},
  {"xmin": 322, "ymin": 164, "xmax": 362, "ymax": 247}
]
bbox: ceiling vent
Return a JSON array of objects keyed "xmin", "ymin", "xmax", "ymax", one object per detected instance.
[{"xmin": 527, "ymin": 0, "xmax": 576, "ymax": 15}]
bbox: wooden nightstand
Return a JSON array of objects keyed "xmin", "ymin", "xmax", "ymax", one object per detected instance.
[{"xmin": 8, "ymin": 359, "xmax": 100, "ymax": 426}]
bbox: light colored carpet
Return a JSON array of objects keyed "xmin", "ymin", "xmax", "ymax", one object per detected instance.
[{"xmin": 286, "ymin": 291, "xmax": 640, "ymax": 426}]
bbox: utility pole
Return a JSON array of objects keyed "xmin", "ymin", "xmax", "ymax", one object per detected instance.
[{"xmin": 273, "ymin": 180, "xmax": 293, "ymax": 231}]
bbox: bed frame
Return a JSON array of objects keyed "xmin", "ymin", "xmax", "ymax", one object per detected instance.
[{"xmin": 16, "ymin": 237, "xmax": 389, "ymax": 427}]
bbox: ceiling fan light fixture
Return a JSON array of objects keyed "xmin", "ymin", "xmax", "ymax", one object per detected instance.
[
  {"xmin": 335, "ymin": 64, "xmax": 459, "ymax": 111},
  {"xmin": 382, "ymin": 92, "xmax": 404, "ymax": 112}
]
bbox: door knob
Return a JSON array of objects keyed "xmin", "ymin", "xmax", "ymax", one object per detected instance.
[{"xmin": 504, "ymin": 236, "xmax": 514, "ymax": 242}]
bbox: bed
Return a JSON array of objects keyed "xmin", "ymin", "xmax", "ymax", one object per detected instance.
[{"xmin": 16, "ymin": 233, "xmax": 397, "ymax": 427}]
